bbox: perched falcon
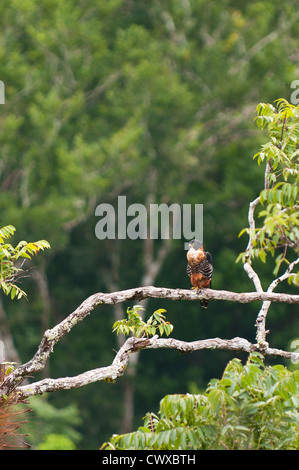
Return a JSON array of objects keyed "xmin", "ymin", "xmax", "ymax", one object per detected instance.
[{"xmin": 186, "ymin": 239, "xmax": 213, "ymax": 308}]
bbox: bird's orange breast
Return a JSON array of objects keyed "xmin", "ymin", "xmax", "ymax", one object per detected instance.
[{"xmin": 190, "ymin": 274, "xmax": 211, "ymax": 288}]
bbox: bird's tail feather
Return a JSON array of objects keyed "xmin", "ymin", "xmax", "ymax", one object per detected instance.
[{"xmin": 200, "ymin": 299, "xmax": 209, "ymax": 308}]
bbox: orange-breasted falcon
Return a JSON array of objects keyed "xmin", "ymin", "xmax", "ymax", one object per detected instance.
[{"xmin": 186, "ymin": 239, "xmax": 213, "ymax": 308}]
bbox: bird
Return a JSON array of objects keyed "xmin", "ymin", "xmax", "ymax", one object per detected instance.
[{"xmin": 186, "ymin": 239, "xmax": 213, "ymax": 308}]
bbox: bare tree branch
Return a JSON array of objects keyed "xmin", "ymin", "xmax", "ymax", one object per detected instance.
[
  {"xmin": 0, "ymin": 284, "xmax": 298, "ymax": 398},
  {"xmin": 241, "ymin": 141, "xmax": 299, "ymax": 348},
  {"xmin": 255, "ymin": 257, "xmax": 299, "ymax": 347},
  {"xmin": 14, "ymin": 333, "xmax": 299, "ymax": 399},
  {"xmin": 242, "ymin": 196, "xmax": 264, "ymax": 293}
]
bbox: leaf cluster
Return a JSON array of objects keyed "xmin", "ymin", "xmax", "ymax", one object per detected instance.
[
  {"xmin": 238, "ymin": 99, "xmax": 299, "ymax": 282},
  {"xmin": 102, "ymin": 353, "xmax": 299, "ymax": 450},
  {"xmin": 0, "ymin": 225, "xmax": 50, "ymax": 300},
  {"xmin": 112, "ymin": 305, "xmax": 173, "ymax": 338}
]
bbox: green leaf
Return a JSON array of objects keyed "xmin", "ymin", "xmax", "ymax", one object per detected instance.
[{"xmin": 259, "ymin": 249, "xmax": 266, "ymax": 263}]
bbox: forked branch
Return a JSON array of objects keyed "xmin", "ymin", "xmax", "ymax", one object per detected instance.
[
  {"xmin": 14, "ymin": 333, "xmax": 299, "ymax": 399},
  {"xmin": 0, "ymin": 284, "xmax": 298, "ymax": 398}
]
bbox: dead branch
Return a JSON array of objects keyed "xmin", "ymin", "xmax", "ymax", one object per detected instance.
[
  {"xmin": 14, "ymin": 334, "xmax": 299, "ymax": 399},
  {"xmin": 0, "ymin": 284, "xmax": 298, "ymax": 398}
]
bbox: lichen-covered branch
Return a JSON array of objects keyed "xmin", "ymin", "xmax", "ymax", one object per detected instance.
[
  {"xmin": 15, "ymin": 334, "xmax": 299, "ymax": 399},
  {"xmin": 255, "ymin": 257, "xmax": 299, "ymax": 347},
  {"xmin": 0, "ymin": 284, "xmax": 298, "ymax": 398}
]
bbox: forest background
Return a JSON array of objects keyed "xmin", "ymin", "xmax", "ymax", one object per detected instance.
[{"xmin": 0, "ymin": 0, "xmax": 299, "ymax": 450}]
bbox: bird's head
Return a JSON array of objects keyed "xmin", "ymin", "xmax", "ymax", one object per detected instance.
[{"xmin": 188, "ymin": 239, "xmax": 203, "ymax": 251}]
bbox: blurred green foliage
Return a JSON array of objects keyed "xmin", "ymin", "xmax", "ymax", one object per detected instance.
[
  {"xmin": 103, "ymin": 353, "xmax": 299, "ymax": 450},
  {"xmin": 0, "ymin": 0, "xmax": 298, "ymax": 449},
  {"xmin": 22, "ymin": 395, "xmax": 82, "ymax": 449}
]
